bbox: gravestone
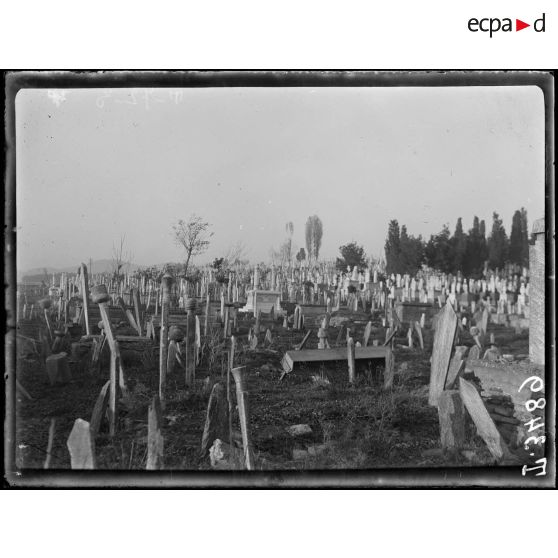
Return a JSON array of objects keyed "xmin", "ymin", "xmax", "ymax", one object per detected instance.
[
  {"xmin": 363, "ymin": 321, "xmax": 372, "ymax": 347},
  {"xmin": 46, "ymin": 352, "xmax": 72, "ymax": 385},
  {"xmin": 428, "ymin": 302, "xmax": 458, "ymax": 406},
  {"xmin": 67, "ymin": 419, "xmax": 96, "ymax": 469},
  {"xmin": 459, "ymin": 377, "xmax": 512, "ymax": 463},
  {"xmin": 437, "ymin": 390, "xmax": 465, "ymax": 450},
  {"xmin": 200, "ymin": 382, "xmax": 229, "ymax": 459},
  {"xmin": 242, "ymin": 290, "xmax": 283, "ymax": 316}
]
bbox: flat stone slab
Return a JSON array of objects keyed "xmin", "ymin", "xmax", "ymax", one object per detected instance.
[{"xmin": 281, "ymin": 346, "xmax": 388, "ymax": 374}]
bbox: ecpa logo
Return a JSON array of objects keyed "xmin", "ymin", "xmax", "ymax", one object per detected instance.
[{"xmin": 468, "ymin": 13, "xmax": 546, "ymax": 37}]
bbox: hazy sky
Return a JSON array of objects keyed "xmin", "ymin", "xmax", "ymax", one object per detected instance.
[{"xmin": 16, "ymin": 85, "xmax": 545, "ymax": 272}]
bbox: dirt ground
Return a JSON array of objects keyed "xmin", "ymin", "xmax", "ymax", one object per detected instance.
[{"xmin": 13, "ymin": 314, "xmax": 530, "ymax": 471}]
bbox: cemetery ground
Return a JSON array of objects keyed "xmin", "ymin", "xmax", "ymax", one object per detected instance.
[{"xmin": 14, "ymin": 314, "xmax": 530, "ymax": 471}]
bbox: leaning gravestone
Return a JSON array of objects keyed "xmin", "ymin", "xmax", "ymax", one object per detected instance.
[
  {"xmin": 445, "ymin": 346, "xmax": 468, "ymax": 389},
  {"xmin": 90, "ymin": 380, "xmax": 110, "ymax": 438},
  {"xmin": 459, "ymin": 377, "xmax": 513, "ymax": 463},
  {"xmin": 428, "ymin": 302, "xmax": 458, "ymax": 406},
  {"xmin": 67, "ymin": 419, "xmax": 96, "ymax": 469}
]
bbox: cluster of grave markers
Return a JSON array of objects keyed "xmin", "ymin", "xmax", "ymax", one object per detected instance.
[
  {"xmin": 16, "ymin": 251, "xmax": 539, "ymax": 471},
  {"xmin": 38, "ymin": 264, "xmax": 259, "ymax": 470},
  {"xmin": 427, "ymin": 296, "xmax": 542, "ymax": 464}
]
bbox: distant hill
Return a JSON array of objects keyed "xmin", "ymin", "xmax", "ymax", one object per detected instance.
[{"xmin": 18, "ymin": 259, "xmax": 146, "ymax": 284}]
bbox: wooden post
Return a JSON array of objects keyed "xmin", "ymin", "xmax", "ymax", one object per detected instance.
[
  {"xmin": 204, "ymin": 293, "xmax": 210, "ymax": 337},
  {"xmin": 80, "ymin": 263, "xmax": 91, "ymax": 335},
  {"xmin": 230, "ymin": 335, "xmax": 236, "ymax": 370},
  {"xmin": 64, "ymin": 294, "xmax": 69, "ymax": 324},
  {"xmin": 227, "ymin": 338, "xmax": 233, "ymax": 449},
  {"xmin": 43, "ymin": 418, "xmax": 56, "ymax": 469},
  {"xmin": 108, "ymin": 352, "xmax": 119, "ymax": 436},
  {"xmin": 90, "ymin": 380, "xmax": 110, "ymax": 438},
  {"xmin": 159, "ymin": 274, "xmax": 172, "ymax": 406},
  {"xmin": 231, "ymin": 366, "xmax": 255, "ymax": 470},
  {"xmin": 132, "ymin": 287, "xmax": 143, "ymax": 335},
  {"xmin": 155, "ymin": 286, "xmax": 159, "ymax": 317},
  {"xmin": 185, "ymin": 302, "xmax": 196, "ymax": 387},
  {"xmin": 347, "ymin": 337, "xmax": 356, "ymax": 384},
  {"xmin": 383, "ymin": 345, "xmax": 394, "ymax": 389},
  {"xmin": 195, "ymin": 315, "xmax": 201, "ymax": 365},
  {"xmin": 147, "ymin": 395, "xmax": 164, "ymax": 470},
  {"xmin": 223, "ymin": 304, "xmax": 230, "ymax": 338}
]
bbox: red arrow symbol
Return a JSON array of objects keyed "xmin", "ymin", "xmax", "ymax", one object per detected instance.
[{"xmin": 516, "ymin": 19, "xmax": 530, "ymax": 31}]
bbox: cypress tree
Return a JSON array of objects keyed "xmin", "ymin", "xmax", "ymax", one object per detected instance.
[
  {"xmin": 488, "ymin": 212, "xmax": 509, "ymax": 270},
  {"xmin": 452, "ymin": 217, "xmax": 467, "ymax": 273},
  {"xmin": 384, "ymin": 220, "xmax": 401, "ymax": 275},
  {"xmin": 509, "ymin": 209, "xmax": 524, "ymax": 265}
]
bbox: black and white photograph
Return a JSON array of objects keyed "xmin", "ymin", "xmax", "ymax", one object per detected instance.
[{"xmin": 4, "ymin": 70, "xmax": 555, "ymax": 488}]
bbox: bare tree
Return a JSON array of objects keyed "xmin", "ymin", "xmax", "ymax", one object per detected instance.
[
  {"xmin": 173, "ymin": 214, "xmax": 213, "ymax": 276},
  {"xmin": 112, "ymin": 234, "xmax": 133, "ymax": 280}
]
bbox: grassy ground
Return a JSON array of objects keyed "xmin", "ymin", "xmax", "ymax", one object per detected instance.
[{"xmin": 13, "ymin": 316, "xmax": 529, "ymax": 471}]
